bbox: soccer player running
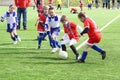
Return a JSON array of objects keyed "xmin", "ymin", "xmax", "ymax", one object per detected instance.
[
  {"xmin": 0, "ymin": 4, "xmax": 21, "ymax": 44},
  {"xmin": 60, "ymin": 15, "xmax": 83, "ymax": 60},
  {"xmin": 45, "ymin": 7, "xmax": 61, "ymax": 53},
  {"xmin": 35, "ymin": 6, "xmax": 52, "ymax": 49},
  {"xmin": 78, "ymin": 12, "xmax": 106, "ymax": 63}
]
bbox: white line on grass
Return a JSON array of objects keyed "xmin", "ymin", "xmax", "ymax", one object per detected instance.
[{"xmin": 76, "ymin": 14, "xmax": 120, "ymax": 50}]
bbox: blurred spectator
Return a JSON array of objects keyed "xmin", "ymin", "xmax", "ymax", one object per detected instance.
[
  {"xmin": 80, "ymin": 0, "xmax": 84, "ymax": 11},
  {"xmin": 87, "ymin": 0, "xmax": 93, "ymax": 10},
  {"xmin": 57, "ymin": 0, "xmax": 62, "ymax": 10},
  {"xmin": 117, "ymin": 0, "xmax": 120, "ymax": 9},
  {"xmin": 95, "ymin": 0, "xmax": 99, "ymax": 8},
  {"xmin": 102, "ymin": 0, "xmax": 107, "ymax": 8},
  {"xmin": 112, "ymin": 0, "xmax": 115, "ymax": 9},
  {"xmin": 14, "ymin": 0, "xmax": 31, "ymax": 30}
]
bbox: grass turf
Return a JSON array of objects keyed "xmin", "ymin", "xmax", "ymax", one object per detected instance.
[{"xmin": 0, "ymin": 6, "xmax": 120, "ymax": 80}]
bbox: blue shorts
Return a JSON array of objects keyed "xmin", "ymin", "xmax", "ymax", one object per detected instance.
[
  {"xmin": 51, "ymin": 27, "xmax": 60, "ymax": 36},
  {"xmin": 7, "ymin": 23, "xmax": 16, "ymax": 33},
  {"xmin": 88, "ymin": 4, "xmax": 92, "ymax": 8}
]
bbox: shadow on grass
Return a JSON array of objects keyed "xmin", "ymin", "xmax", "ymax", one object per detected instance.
[
  {"xmin": 0, "ymin": 43, "xmax": 13, "ymax": 45},
  {"xmin": 22, "ymin": 39, "xmax": 37, "ymax": 41}
]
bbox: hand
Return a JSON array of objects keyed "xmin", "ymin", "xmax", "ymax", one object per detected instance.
[
  {"xmin": 78, "ymin": 34, "xmax": 82, "ymax": 37},
  {"xmin": 35, "ymin": 23, "xmax": 37, "ymax": 26},
  {"xmin": 60, "ymin": 39, "xmax": 64, "ymax": 41}
]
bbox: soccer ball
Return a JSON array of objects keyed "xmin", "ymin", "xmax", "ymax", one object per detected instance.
[{"xmin": 59, "ymin": 51, "xmax": 68, "ymax": 59}]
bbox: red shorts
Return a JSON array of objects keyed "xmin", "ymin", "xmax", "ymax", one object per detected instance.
[{"xmin": 87, "ymin": 33, "xmax": 102, "ymax": 44}]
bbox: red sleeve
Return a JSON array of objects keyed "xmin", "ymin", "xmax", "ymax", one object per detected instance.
[
  {"xmin": 84, "ymin": 19, "xmax": 90, "ymax": 28},
  {"xmin": 14, "ymin": 0, "xmax": 18, "ymax": 6}
]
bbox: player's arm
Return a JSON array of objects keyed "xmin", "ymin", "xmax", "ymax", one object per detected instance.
[
  {"xmin": 80, "ymin": 27, "xmax": 89, "ymax": 35},
  {"xmin": 60, "ymin": 33, "xmax": 68, "ymax": 41},
  {"xmin": 0, "ymin": 13, "xmax": 6, "ymax": 22},
  {"xmin": 35, "ymin": 18, "xmax": 39, "ymax": 26},
  {"xmin": 77, "ymin": 25, "xmax": 83, "ymax": 32},
  {"xmin": 45, "ymin": 17, "xmax": 50, "ymax": 31}
]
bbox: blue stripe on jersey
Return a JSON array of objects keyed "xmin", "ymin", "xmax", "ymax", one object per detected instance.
[
  {"xmin": 7, "ymin": 23, "xmax": 10, "ymax": 29},
  {"xmin": 48, "ymin": 16, "xmax": 59, "ymax": 22},
  {"xmin": 6, "ymin": 12, "xmax": 10, "ymax": 17},
  {"xmin": 13, "ymin": 12, "xmax": 16, "ymax": 17},
  {"xmin": 12, "ymin": 23, "xmax": 16, "ymax": 28}
]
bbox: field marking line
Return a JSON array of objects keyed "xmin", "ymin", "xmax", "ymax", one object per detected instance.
[{"xmin": 76, "ymin": 14, "xmax": 120, "ymax": 50}]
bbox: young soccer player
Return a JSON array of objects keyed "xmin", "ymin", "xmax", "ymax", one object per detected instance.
[
  {"xmin": 80, "ymin": 0, "xmax": 83, "ymax": 11},
  {"xmin": 57, "ymin": 0, "xmax": 62, "ymax": 10},
  {"xmin": 60, "ymin": 15, "xmax": 83, "ymax": 60},
  {"xmin": 70, "ymin": 8, "xmax": 78, "ymax": 14},
  {"xmin": 45, "ymin": 7, "xmax": 61, "ymax": 53},
  {"xmin": 87, "ymin": 0, "xmax": 93, "ymax": 10},
  {"xmin": 0, "ymin": 4, "xmax": 21, "ymax": 44},
  {"xmin": 78, "ymin": 12, "xmax": 106, "ymax": 63},
  {"xmin": 35, "ymin": 6, "xmax": 52, "ymax": 49}
]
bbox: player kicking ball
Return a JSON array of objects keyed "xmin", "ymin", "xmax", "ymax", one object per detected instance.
[
  {"xmin": 60, "ymin": 15, "xmax": 83, "ymax": 60},
  {"xmin": 78, "ymin": 12, "xmax": 106, "ymax": 63},
  {"xmin": 45, "ymin": 7, "xmax": 61, "ymax": 53},
  {"xmin": 0, "ymin": 4, "xmax": 21, "ymax": 44}
]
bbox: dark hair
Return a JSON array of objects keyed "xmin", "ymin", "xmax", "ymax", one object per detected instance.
[
  {"xmin": 78, "ymin": 12, "xmax": 86, "ymax": 18},
  {"xmin": 49, "ymin": 7, "xmax": 54, "ymax": 11},
  {"xmin": 9, "ymin": 4, "xmax": 14, "ymax": 8}
]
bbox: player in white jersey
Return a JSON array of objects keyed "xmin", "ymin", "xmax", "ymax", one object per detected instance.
[
  {"xmin": 0, "ymin": 4, "xmax": 21, "ymax": 44},
  {"xmin": 45, "ymin": 7, "xmax": 61, "ymax": 53}
]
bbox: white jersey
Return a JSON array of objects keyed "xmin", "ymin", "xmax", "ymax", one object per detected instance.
[
  {"xmin": 0, "ymin": 11, "xmax": 17, "ymax": 28},
  {"xmin": 45, "ymin": 15, "xmax": 61, "ymax": 28}
]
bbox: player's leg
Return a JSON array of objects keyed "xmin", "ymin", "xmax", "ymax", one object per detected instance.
[
  {"xmin": 17, "ymin": 8, "xmax": 22, "ymax": 29},
  {"xmin": 42, "ymin": 33, "xmax": 47, "ymax": 41},
  {"xmin": 61, "ymin": 39, "xmax": 70, "ymax": 51},
  {"xmin": 78, "ymin": 43, "xmax": 90, "ymax": 63},
  {"xmin": 38, "ymin": 33, "xmax": 44, "ymax": 49},
  {"xmin": 10, "ymin": 31, "xmax": 17, "ymax": 44},
  {"xmin": 46, "ymin": 31, "xmax": 53, "ymax": 48},
  {"xmin": 23, "ymin": 8, "xmax": 27, "ymax": 30},
  {"xmin": 69, "ymin": 39, "xmax": 80, "ymax": 60}
]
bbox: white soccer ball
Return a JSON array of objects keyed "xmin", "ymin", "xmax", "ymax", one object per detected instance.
[{"xmin": 59, "ymin": 51, "xmax": 68, "ymax": 59}]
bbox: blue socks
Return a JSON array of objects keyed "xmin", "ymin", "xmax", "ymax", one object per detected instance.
[
  {"xmin": 81, "ymin": 51, "xmax": 88, "ymax": 61},
  {"xmin": 91, "ymin": 45, "xmax": 103, "ymax": 53},
  {"xmin": 11, "ymin": 36, "xmax": 16, "ymax": 41},
  {"xmin": 38, "ymin": 33, "xmax": 44, "ymax": 46},
  {"xmin": 52, "ymin": 40, "xmax": 61, "ymax": 48}
]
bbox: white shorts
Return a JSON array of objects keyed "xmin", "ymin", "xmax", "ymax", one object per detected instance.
[{"xmin": 61, "ymin": 39, "xmax": 77, "ymax": 46}]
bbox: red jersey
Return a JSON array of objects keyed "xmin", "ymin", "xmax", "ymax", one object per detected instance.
[
  {"xmin": 64, "ymin": 22, "xmax": 79, "ymax": 41},
  {"xmin": 84, "ymin": 18, "xmax": 102, "ymax": 44},
  {"xmin": 37, "ymin": 13, "xmax": 47, "ymax": 32},
  {"xmin": 49, "ymin": 0, "xmax": 53, "ymax": 4},
  {"xmin": 14, "ymin": 0, "xmax": 30, "ymax": 8},
  {"xmin": 71, "ymin": 8, "xmax": 78, "ymax": 12}
]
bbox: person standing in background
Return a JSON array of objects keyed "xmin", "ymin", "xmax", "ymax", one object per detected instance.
[
  {"xmin": 95, "ymin": 0, "xmax": 99, "ymax": 8},
  {"xmin": 117, "ymin": 0, "xmax": 120, "ymax": 9},
  {"xmin": 80, "ymin": 0, "xmax": 84, "ymax": 11},
  {"xmin": 14, "ymin": 0, "xmax": 31, "ymax": 30},
  {"xmin": 56, "ymin": 0, "xmax": 62, "ymax": 11},
  {"xmin": 112, "ymin": 0, "xmax": 115, "ymax": 9}
]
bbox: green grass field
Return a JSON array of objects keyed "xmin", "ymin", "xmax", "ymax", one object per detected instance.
[{"xmin": 0, "ymin": 6, "xmax": 120, "ymax": 80}]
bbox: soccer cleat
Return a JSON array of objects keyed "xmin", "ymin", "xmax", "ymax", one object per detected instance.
[
  {"xmin": 77, "ymin": 59, "xmax": 85, "ymax": 63},
  {"xmin": 101, "ymin": 51, "xmax": 106, "ymax": 60},
  {"xmin": 17, "ymin": 37, "xmax": 21, "ymax": 42},
  {"xmin": 24, "ymin": 27, "xmax": 28, "ymax": 30},
  {"xmin": 13, "ymin": 41, "xmax": 17, "ymax": 44},
  {"xmin": 38, "ymin": 45, "xmax": 41, "ymax": 49},
  {"xmin": 51, "ymin": 48, "xmax": 58, "ymax": 53},
  {"xmin": 76, "ymin": 55, "xmax": 81, "ymax": 60}
]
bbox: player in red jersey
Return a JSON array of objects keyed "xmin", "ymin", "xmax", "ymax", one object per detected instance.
[
  {"xmin": 70, "ymin": 8, "xmax": 78, "ymax": 14},
  {"xmin": 77, "ymin": 12, "xmax": 106, "ymax": 63},
  {"xmin": 60, "ymin": 15, "xmax": 83, "ymax": 60},
  {"xmin": 80, "ymin": 0, "xmax": 84, "ymax": 11},
  {"xmin": 49, "ymin": 0, "xmax": 53, "ymax": 7},
  {"xmin": 35, "ymin": 6, "xmax": 51, "ymax": 49}
]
